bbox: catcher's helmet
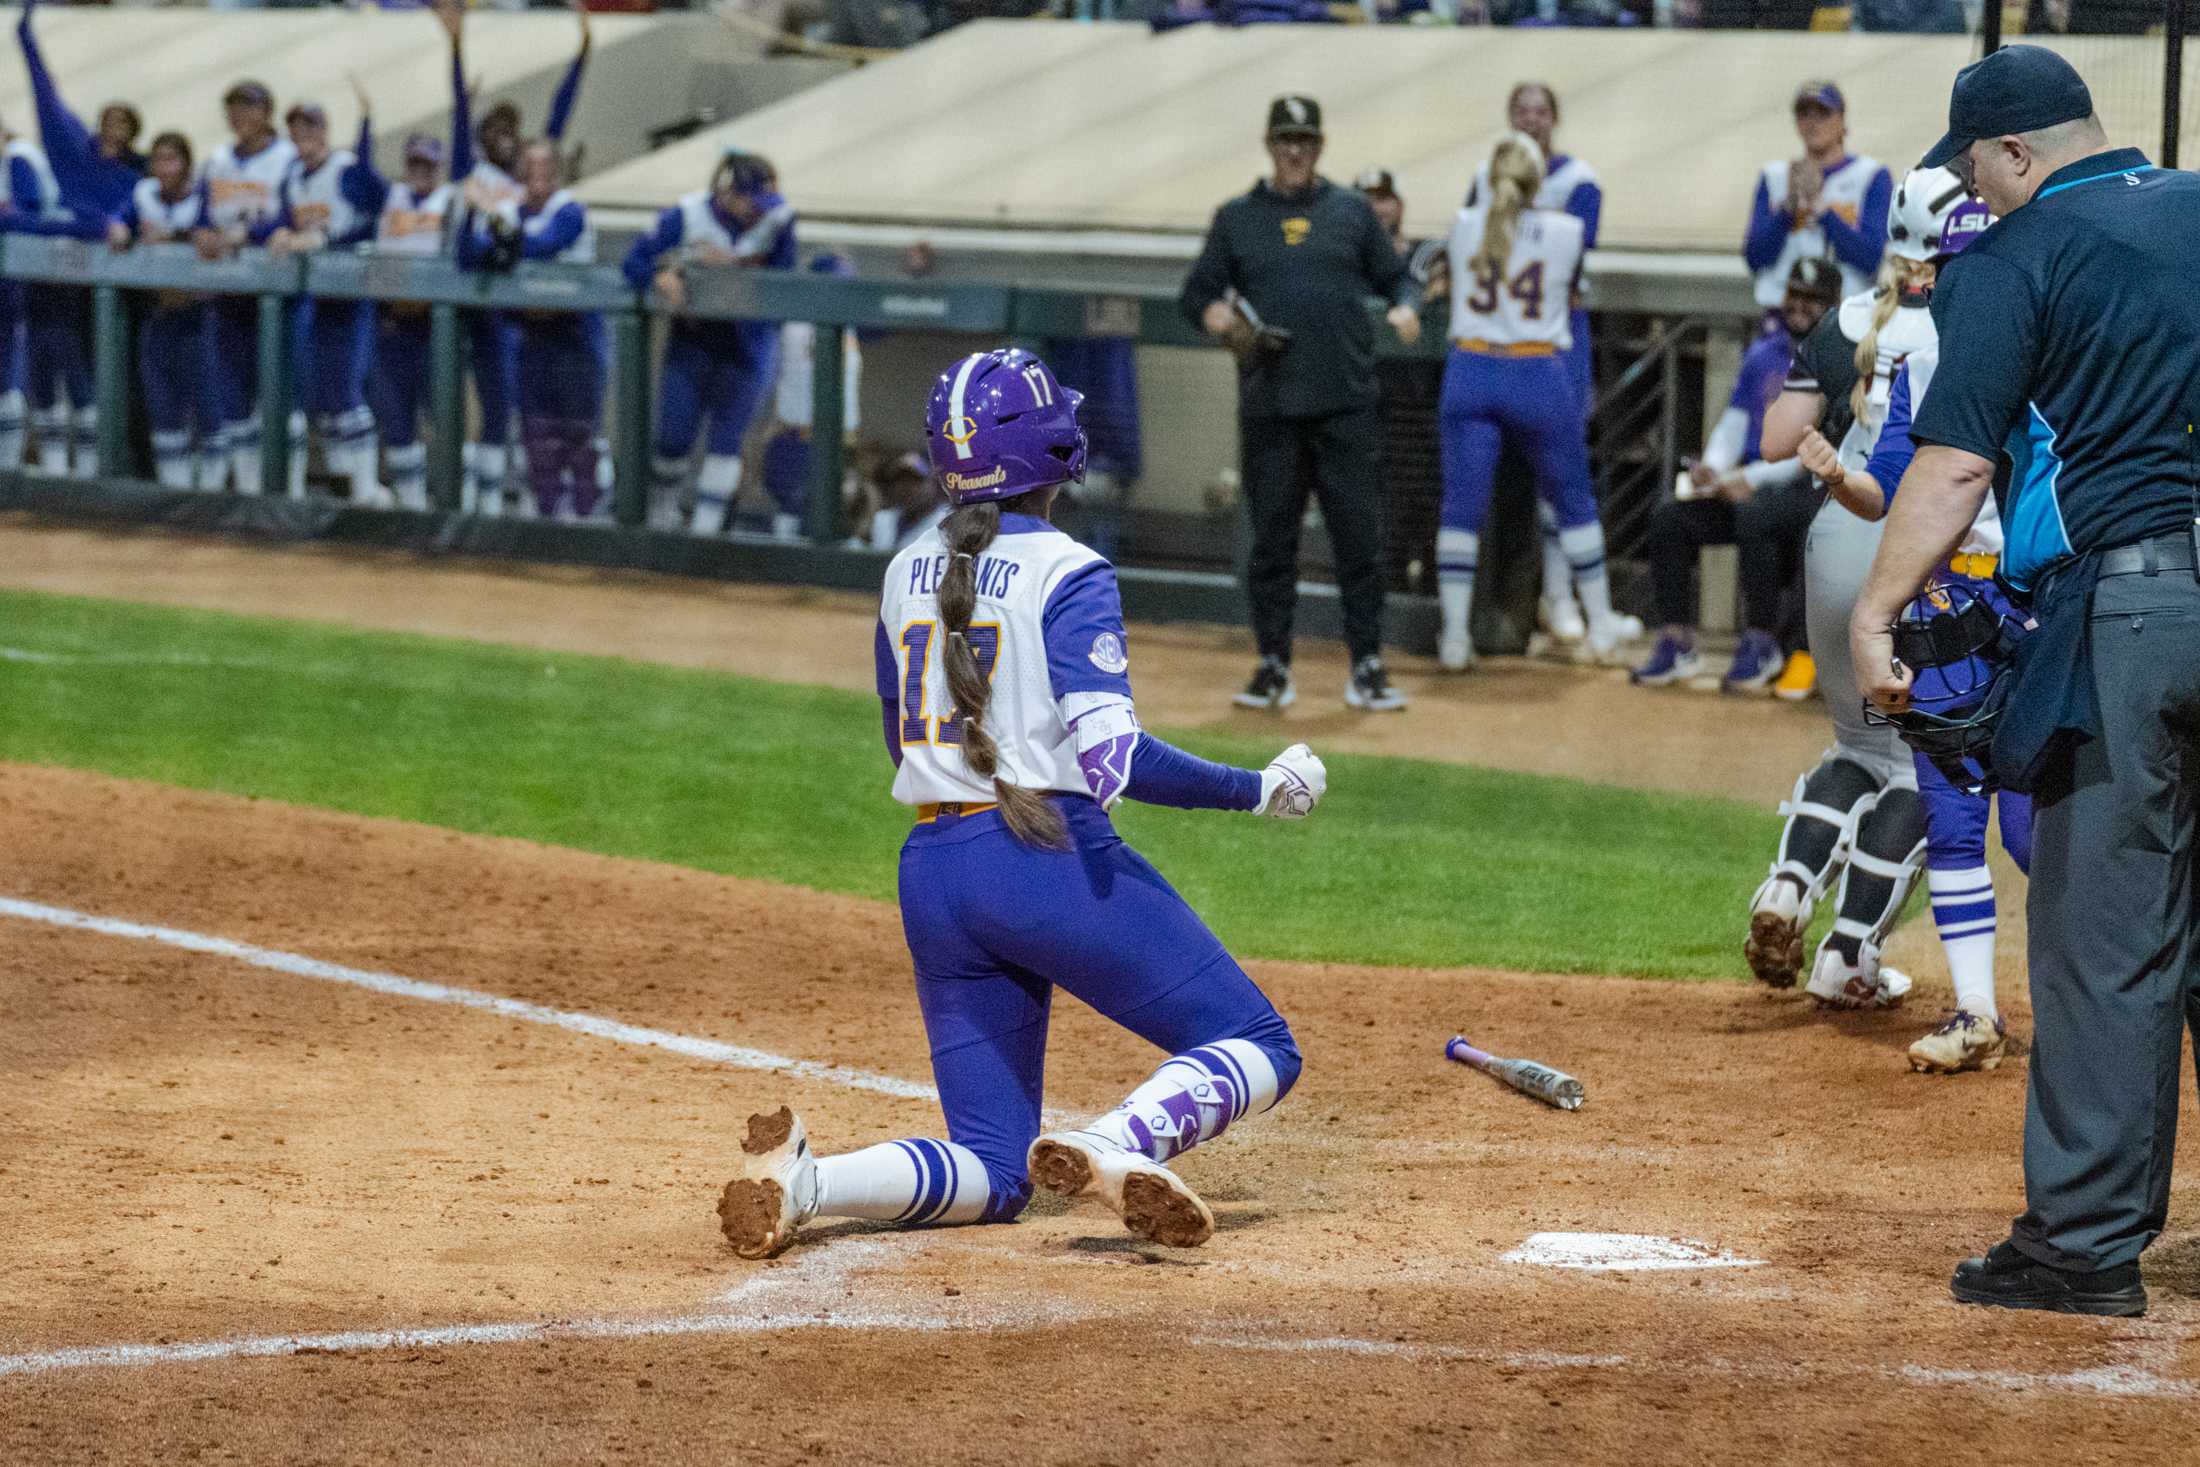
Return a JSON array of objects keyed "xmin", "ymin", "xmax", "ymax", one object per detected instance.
[
  {"xmin": 1867, "ymin": 579, "xmax": 2027, "ymax": 794},
  {"xmin": 924, "ymin": 349, "xmax": 1087, "ymax": 507},
  {"xmin": 1886, "ymin": 166, "xmax": 1993, "ymax": 264}
]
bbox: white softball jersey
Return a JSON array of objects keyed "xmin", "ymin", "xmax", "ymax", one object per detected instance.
[
  {"xmin": 375, "ymin": 182, "xmax": 455, "ymax": 256},
  {"xmin": 1445, "ymin": 202, "xmax": 1586, "ymax": 351},
  {"xmin": 203, "ymin": 137, "xmax": 298, "ymax": 235},
  {"xmin": 1754, "ymin": 153, "xmax": 1887, "ymax": 307},
  {"xmin": 878, "ymin": 517, "xmax": 1133, "ymax": 808}
]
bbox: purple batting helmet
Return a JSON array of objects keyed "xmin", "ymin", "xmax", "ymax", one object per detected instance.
[{"xmin": 924, "ymin": 348, "xmax": 1086, "ymax": 507}]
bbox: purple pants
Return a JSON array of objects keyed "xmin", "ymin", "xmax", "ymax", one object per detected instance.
[{"xmin": 523, "ymin": 416, "xmax": 599, "ymax": 519}]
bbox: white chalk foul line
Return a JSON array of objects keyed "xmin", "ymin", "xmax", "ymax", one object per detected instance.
[{"xmin": 0, "ymin": 895, "xmax": 938, "ymax": 1104}]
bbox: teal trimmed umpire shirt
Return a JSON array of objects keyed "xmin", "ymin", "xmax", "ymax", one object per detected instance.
[{"xmin": 1911, "ymin": 148, "xmax": 2200, "ymax": 590}]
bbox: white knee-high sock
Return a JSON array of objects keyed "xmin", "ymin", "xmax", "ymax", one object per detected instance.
[
  {"xmin": 1557, "ymin": 522, "xmax": 1616, "ymax": 628},
  {"xmin": 152, "ymin": 430, "xmax": 193, "ymax": 488},
  {"xmin": 1078, "ymin": 1040, "xmax": 1283, "ymax": 1163},
  {"xmin": 0, "ymin": 389, "xmax": 28, "ymax": 470},
  {"xmin": 286, "ymin": 411, "xmax": 308, "ymax": 499},
  {"xmin": 69, "ymin": 407, "xmax": 98, "ymax": 479},
  {"xmin": 32, "ymin": 407, "xmax": 67, "ymax": 475},
  {"xmin": 814, "ymin": 1139, "xmax": 991, "ymax": 1225},
  {"xmin": 229, "ymin": 416, "xmax": 263, "ymax": 496},
  {"xmin": 1537, "ymin": 501, "xmax": 1572, "ymax": 605},
  {"xmin": 1929, "ymin": 865, "xmax": 1999, "ymax": 1019},
  {"xmin": 692, "ymin": 453, "xmax": 741, "ymax": 535},
  {"xmin": 1436, "ymin": 527, "xmax": 1479, "ymax": 642}
]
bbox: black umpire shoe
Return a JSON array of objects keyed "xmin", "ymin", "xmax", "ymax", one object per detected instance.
[
  {"xmin": 1951, "ymin": 1240, "xmax": 2147, "ymax": 1317},
  {"xmin": 1233, "ymin": 655, "xmax": 1296, "ymax": 710},
  {"xmin": 1345, "ymin": 655, "xmax": 1408, "ymax": 712}
]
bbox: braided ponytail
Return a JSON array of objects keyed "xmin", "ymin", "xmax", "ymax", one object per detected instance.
[
  {"xmin": 937, "ymin": 496, "xmax": 1068, "ymax": 851},
  {"xmin": 1850, "ymin": 254, "xmax": 1935, "ymax": 424}
]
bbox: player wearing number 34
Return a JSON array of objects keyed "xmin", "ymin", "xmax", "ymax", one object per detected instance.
[
  {"xmin": 1434, "ymin": 133, "xmax": 1632, "ymax": 673},
  {"xmin": 716, "ymin": 348, "xmax": 1323, "ymax": 1258}
]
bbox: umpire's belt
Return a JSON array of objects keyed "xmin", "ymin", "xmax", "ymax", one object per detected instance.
[
  {"xmin": 1453, "ymin": 338, "xmax": 1559, "ymax": 357},
  {"xmin": 2096, "ymin": 532, "xmax": 2197, "ymax": 579},
  {"xmin": 916, "ymin": 801, "xmax": 997, "ymax": 823}
]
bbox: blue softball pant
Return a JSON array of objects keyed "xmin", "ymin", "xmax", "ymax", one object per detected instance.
[
  {"xmin": 654, "ymin": 321, "xmax": 779, "ymax": 460},
  {"xmin": 210, "ymin": 296, "xmax": 260, "ymax": 430},
  {"xmin": 371, "ymin": 309, "xmax": 432, "ymax": 450},
  {"xmin": 140, "ymin": 303, "xmax": 221, "ymax": 437},
  {"xmin": 1437, "ymin": 347, "xmax": 1599, "ymax": 537},
  {"xmin": 896, "ymin": 797, "xmax": 1301, "ymax": 1222},
  {"xmin": 292, "ymin": 297, "xmax": 376, "ymax": 419},
  {"xmin": 25, "ymin": 283, "xmax": 91, "ymax": 413},
  {"xmin": 466, "ymin": 308, "xmax": 519, "ymax": 445}
]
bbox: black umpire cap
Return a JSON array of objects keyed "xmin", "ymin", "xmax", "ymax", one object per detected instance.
[
  {"xmin": 1266, "ymin": 95, "xmax": 1322, "ymax": 139},
  {"xmin": 1921, "ymin": 45, "xmax": 2094, "ymax": 169}
]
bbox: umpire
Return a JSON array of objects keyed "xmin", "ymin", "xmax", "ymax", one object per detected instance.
[
  {"xmin": 1181, "ymin": 95, "xmax": 1423, "ymax": 713},
  {"xmin": 1852, "ymin": 46, "xmax": 2200, "ymax": 1317}
]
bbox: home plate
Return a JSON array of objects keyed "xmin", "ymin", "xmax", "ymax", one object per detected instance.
[{"xmin": 1501, "ymin": 1233, "xmax": 1765, "ymax": 1272}]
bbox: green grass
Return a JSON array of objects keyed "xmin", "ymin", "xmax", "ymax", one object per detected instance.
[{"xmin": 0, "ymin": 589, "xmax": 1782, "ymax": 978}]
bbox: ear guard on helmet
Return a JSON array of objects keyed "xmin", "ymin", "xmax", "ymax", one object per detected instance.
[{"xmin": 1864, "ymin": 581, "xmax": 2025, "ymax": 795}]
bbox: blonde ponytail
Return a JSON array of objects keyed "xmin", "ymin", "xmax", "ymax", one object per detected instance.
[
  {"xmin": 1850, "ymin": 255, "xmax": 1936, "ymax": 423},
  {"xmin": 1472, "ymin": 134, "xmax": 1545, "ymax": 283}
]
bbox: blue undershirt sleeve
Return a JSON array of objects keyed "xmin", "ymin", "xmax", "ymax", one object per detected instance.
[
  {"xmin": 874, "ymin": 620, "xmax": 903, "ymax": 768},
  {"xmin": 1863, "ymin": 364, "xmax": 1917, "ymax": 511},
  {"xmin": 1121, "ymin": 735, "xmax": 1262, "ymax": 811}
]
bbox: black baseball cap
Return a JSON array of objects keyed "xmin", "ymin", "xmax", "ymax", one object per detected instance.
[
  {"xmin": 1266, "ymin": 95, "xmax": 1322, "ymax": 139},
  {"xmin": 1921, "ymin": 45, "xmax": 2094, "ymax": 169},
  {"xmin": 1354, "ymin": 167, "xmax": 1397, "ymax": 197}
]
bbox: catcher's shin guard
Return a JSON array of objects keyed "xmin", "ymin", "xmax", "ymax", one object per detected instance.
[
  {"xmin": 1747, "ymin": 756, "xmax": 1883, "ymax": 986},
  {"xmin": 1824, "ymin": 784, "xmax": 1928, "ymax": 966}
]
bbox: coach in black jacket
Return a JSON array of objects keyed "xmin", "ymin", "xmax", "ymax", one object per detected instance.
[{"xmin": 1180, "ymin": 95, "xmax": 1423, "ymax": 713}]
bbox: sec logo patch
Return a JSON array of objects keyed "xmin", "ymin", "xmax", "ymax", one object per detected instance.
[
  {"xmin": 1282, "ymin": 217, "xmax": 1311, "ymax": 246},
  {"xmin": 1088, "ymin": 632, "xmax": 1129, "ymax": 675}
]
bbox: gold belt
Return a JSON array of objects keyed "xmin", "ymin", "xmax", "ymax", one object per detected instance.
[
  {"xmin": 1454, "ymin": 338, "xmax": 1558, "ymax": 358},
  {"xmin": 916, "ymin": 801, "xmax": 997, "ymax": 824}
]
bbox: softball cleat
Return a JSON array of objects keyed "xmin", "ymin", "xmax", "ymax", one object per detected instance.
[
  {"xmin": 717, "ymin": 1106, "xmax": 820, "ymax": 1259},
  {"xmin": 1804, "ymin": 947, "xmax": 1913, "ymax": 1010},
  {"xmin": 1909, "ymin": 1010, "xmax": 2007, "ymax": 1073},
  {"xmin": 1029, "ymin": 1133, "xmax": 1214, "ymax": 1248},
  {"xmin": 1745, "ymin": 874, "xmax": 1810, "ymax": 988}
]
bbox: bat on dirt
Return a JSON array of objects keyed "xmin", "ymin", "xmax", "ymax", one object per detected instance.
[{"xmin": 1445, "ymin": 1036, "xmax": 1585, "ymax": 1111}]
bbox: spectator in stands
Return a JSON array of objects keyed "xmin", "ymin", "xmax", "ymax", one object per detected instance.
[
  {"xmin": 263, "ymin": 87, "xmax": 395, "ymax": 508},
  {"xmin": 1630, "ymin": 258, "xmax": 1841, "ymax": 693},
  {"xmin": 763, "ymin": 251, "xmax": 863, "ymax": 544},
  {"xmin": 106, "ymin": 133, "xmax": 226, "ymax": 493},
  {"xmin": 623, "ymin": 149, "xmax": 798, "ymax": 538},
  {"xmin": 1468, "ymin": 80, "xmax": 1608, "ymax": 648},
  {"xmin": 1851, "ymin": 0, "xmax": 1965, "ymax": 28},
  {"xmin": 457, "ymin": 138, "xmax": 603, "ymax": 522},
  {"xmin": 1152, "ymin": 0, "xmax": 1336, "ymax": 29},
  {"xmin": 1357, "ymin": 167, "xmax": 1444, "ymax": 289},
  {"xmin": 440, "ymin": 0, "xmax": 592, "ymax": 516},
  {"xmin": 18, "ymin": 0, "xmax": 142, "ymax": 220},
  {"xmin": 1742, "ymin": 81, "xmax": 1889, "ymax": 310},
  {"xmin": 370, "ymin": 132, "xmax": 459, "ymax": 511},
  {"xmin": 1181, "ymin": 94, "xmax": 1422, "ymax": 713},
  {"xmin": 194, "ymin": 80, "xmax": 298, "ymax": 495}
]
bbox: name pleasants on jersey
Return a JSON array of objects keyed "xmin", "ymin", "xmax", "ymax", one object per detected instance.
[{"xmin": 903, "ymin": 548, "xmax": 1022, "ymax": 602}]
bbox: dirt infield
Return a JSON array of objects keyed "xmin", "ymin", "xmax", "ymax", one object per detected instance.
[
  {"xmin": 0, "ymin": 519, "xmax": 1833, "ymax": 801},
  {"xmin": 5, "ymin": 762, "xmax": 2199, "ymax": 1466}
]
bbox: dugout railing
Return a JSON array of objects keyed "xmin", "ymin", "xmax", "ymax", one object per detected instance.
[{"xmin": 0, "ymin": 235, "xmax": 1759, "ymax": 647}]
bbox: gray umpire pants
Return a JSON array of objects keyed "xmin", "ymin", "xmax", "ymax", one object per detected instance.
[{"xmin": 2013, "ymin": 565, "xmax": 2200, "ymax": 1272}]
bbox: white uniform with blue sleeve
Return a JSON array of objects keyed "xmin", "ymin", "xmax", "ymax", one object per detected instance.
[
  {"xmin": 203, "ymin": 137, "xmax": 297, "ymax": 239},
  {"xmin": 878, "ymin": 518, "xmax": 1135, "ymax": 807}
]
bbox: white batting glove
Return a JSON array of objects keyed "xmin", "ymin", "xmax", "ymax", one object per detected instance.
[{"xmin": 1257, "ymin": 743, "xmax": 1325, "ymax": 820}]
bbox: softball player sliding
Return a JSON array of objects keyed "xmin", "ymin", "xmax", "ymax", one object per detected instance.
[
  {"xmin": 718, "ymin": 348, "xmax": 1322, "ymax": 1257},
  {"xmin": 620, "ymin": 150, "xmax": 797, "ymax": 537},
  {"xmin": 264, "ymin": 94, "xmax": 395, "ymax": 508},
  {"xmin": 1748, "ymin": 167, "xmax": 1977, "ymax": 1011},
  {"xmin": 1800, "ymin": 322, "xmax": 2031, "ymax": 1074},
  {"xmin": 107, "ymin": 134, "xmax": 225, "ymax": 491},
  {"xmin": 1436, "ymin": 133, "xmax": 1631, "ymax": 672},
  {"xmin": 195, "ymin": 80, "xmax": 298, "ymax": 496}
]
